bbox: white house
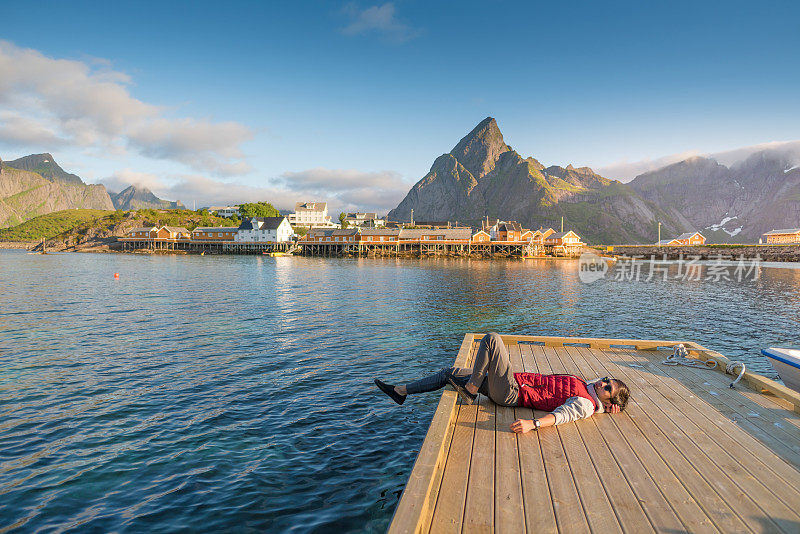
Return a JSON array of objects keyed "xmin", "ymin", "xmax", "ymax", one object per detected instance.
[
  {"xmin": 235, "ymin": 217, "xmax": 293, "ymax": 242},
  {"xmin": 288, "ymin": 201, "xmax": 337, "ymax": 227},
  {"xmin": 209, "ymin": 205, "xmax": 240, "ymax": 218},
  {"xmin": 344, "ymin": 212, "xmax": 385, "ymax": 227}
]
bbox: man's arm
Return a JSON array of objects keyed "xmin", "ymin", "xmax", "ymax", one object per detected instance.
[
  {"xmin": 510, "ymin": 413, "xmax": 556, "ymax": 433},
  {"xmin": 510, "ymin": 397, "xmax": 595, "ymax": 433}
]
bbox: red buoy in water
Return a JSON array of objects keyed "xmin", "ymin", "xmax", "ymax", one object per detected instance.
[{"xmin": 114, "ymin": 273, "xmax": 120, "ymax": 279}]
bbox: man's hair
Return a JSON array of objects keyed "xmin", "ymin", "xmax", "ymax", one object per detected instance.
[{"xmin": 610, "ymin": 379, "xmax": 630, "ymax": 411}]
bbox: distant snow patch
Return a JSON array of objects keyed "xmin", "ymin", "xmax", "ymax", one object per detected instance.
[
  {"xmin": 785, "ymin": 164, "xmax": 799, "ymax": 174},
  {"xmin": 706, "ymin": 215, "xmax": 739, "ymax": 231},
  {"xmin": 726, "ymin": 226, "xmax": 743, "ymax": 237}
]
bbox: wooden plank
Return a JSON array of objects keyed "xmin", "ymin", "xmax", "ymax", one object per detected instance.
[
  {"xmin": 428, "ymin": 400, "xmax": 479, "ymax": 533},
  {"xmin": 420, "ymin": 341, "xmax": 479, "ymax": 533},
  {"xmin": 569, "ymin": 346, "xmax": 720, "ymax": 533},
  {"xmin": 495, "ymin": 334, "xmax": 685, "ymax": 350},
  {"xmin": 494, "ymin": 343, "xmax": 525, "ymax": 533},
  {"xmin": 608, "ymin": 348, "xmax": 800, "ymax": 531},
  {"xmin": 617, "ymin": 349, "xmax": 800, "ymax": 522},
  {"xmin": 389, "ymin": 333, "xmax": 476, "ymax": 534},
  {"xmin": 683, "ymin": 343, "xmax": 800, "ymax": 413},
  {"xmin": 551, "ymin": 346, "xmax": 663, "ymax": 533},
  {"xmin": 644, "ymin": 349, "xmax": 800, "ymax": 453},
  {"xmin": 526, "ymin": 344, "xmax": 592, "ymax": 534},
  {"xmin": 511, "ymin": 344, "xmax": 557, "ymax": 534},
  {"xmin": 540, "ymin": 346, "xmax": 623, "ymax": 534},
  {"xmin": 623, "ymin": 349, "xmax": 800, "ymax": 472},
  {"xmin": 576, "ymin": 347, "xmax": 759, "ymax": 533},
  {"xmin": 462, "ymin": 394, "xmax": 496, "ymax": 533}
]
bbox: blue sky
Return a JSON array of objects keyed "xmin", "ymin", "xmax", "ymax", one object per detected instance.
[{"xmin": 1, "ymin": 1, "xmax": 799, "ymax": 212}]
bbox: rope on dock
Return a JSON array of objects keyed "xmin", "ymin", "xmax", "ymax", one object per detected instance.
[
  {"xmin": 726, "ymin": 361, "xmax": 747, "ymax": 389},
  {"xmin": 662, "ymin": 344, "xmax": 717, "ymax": 370},
  {"xmin": 662, "ymin": 344, "xmax": 747, "ymax": 389}
]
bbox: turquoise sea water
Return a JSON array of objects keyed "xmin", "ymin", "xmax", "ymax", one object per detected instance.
[{"xmin": 1, "ymin": 250, "xmax": 799, "ymax": 532}]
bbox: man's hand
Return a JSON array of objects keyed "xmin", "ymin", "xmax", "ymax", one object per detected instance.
[
  {"xmin": 510, "ymin": 419, "xmax": 535, "ymax": 434},
  {"xmin": 605, "ymin": 404, "xmax": 620, "ymax": 414}
]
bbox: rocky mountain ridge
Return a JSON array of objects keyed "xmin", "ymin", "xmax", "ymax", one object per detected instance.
[
  {"xmin": 110, "ymin": 185, "xmax": 185, "ymax": 210},
  {"xmin": 389, "ymin": 118, "xmax": 800, "ymax": 243},
  {"xmin": 629, "ymin": 152, "xmax": 800, "ymax": 241},
  {"xmin": 6, "ymin": 153, "xmax": 84, "ymax": 184},
  {"xmin": 0, "ymin": 154, "xmax": 184, "ymax": 228},
  {"xmin": 0, "ymin": 164, "xmax": 114, "ymax": 228},
  {"xmin": 389, "ymin": 118, "xmax": 681, "ymax": 244}
]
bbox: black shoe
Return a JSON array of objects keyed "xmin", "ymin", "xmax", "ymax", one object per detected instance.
[
  {"xmin": 375, "ymin": 379, "xmax": 406, "ymax": 405},
  {"xmin": 447, "ymin": 377, "xmax": 477, "ymax": 405}
]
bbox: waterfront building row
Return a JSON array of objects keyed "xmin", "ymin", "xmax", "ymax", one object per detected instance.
[
  {"xmin": 301, "ymin": 225, "xmax": 584, "ymax": 256},
  {"xmin": 119, "ymin": 216, "xmax": 585, "ymax": 256},
  {"xmin": 124, "ymin": 217, "xmax": 293, "ymax": 244}
]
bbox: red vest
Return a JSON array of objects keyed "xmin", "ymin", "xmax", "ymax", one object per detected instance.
[{"xmin": 514, "ymin": 373, "xmax": 599, "ymax": 412}]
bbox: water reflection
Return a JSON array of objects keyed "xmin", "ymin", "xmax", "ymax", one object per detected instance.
[{"xmin": 1, "ymin": 250, "xmax": 799, "ymax": 532}]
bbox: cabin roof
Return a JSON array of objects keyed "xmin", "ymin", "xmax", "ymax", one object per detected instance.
[
  {"xmin": 497, "ymin": 221, "xmax": 523, "ymax": 232},
  {"xmin": 359, "ymin": 228, "xmax": 400, "ymax": 236},
  {"xmin": 676, "ymin": 231, "xmax": 703, "ymax": 240},
  {"xmin": 294, "ymin": 201, "xmax": 327, "ymax": 212},
  {"xmin": 763, "ymin": 228, "xmax": 800, "ymax": 235},
  {"xmin": 548, "ymin": 230, "xmax": 579, "ymax": 239},
  {"xmin": 331, "ymin": 228, "xmax": 360, "ymax": 236},
  {"xmin": 400, "ymin": 228, "xmax": 472, "ymax": 239},
  {"xmin": 238, "ymin": 216, "xmax": 287, "ymax": 230}
]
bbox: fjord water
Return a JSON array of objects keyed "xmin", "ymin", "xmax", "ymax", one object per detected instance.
[{"xmin": 2, "ymin": 250, "xmax": 799, "ymax": 533}]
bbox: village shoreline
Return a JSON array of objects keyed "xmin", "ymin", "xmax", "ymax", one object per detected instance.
[
  {"xmin": 7, "ymin": 240, "xmax": 800, "ymax": 263},
  {"xmin": 610, "ymin": 244, "xmax": 800, "ymax": 263}
]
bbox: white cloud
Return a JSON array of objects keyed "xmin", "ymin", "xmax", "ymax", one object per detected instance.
[
  {"xmin": 101, "ymin": 166, "xmax": 412, "ymax": 214},
  {"xmin": 711, "ymin": 140, "xmax": 800, "ymax": 168},
  {"xmin": 100, "ymin": 169, "xmax": 166, "ymax": 195},
  {"xmin": 279, "ymin": 168, "xmax": 410, "ymax": 211},
  {"xmin": 0, "ymin": 40, "xmax": 252, "ymax": 175},
  {"xmin": 597, "ymin": 141, "xmax": 800, "ymax": 181},
  {"xmin": 0, "ymin": 112, "xmax": 70, "ymax": 147},
  {"xmin": 341, "ymin": 3, "xmax": 418, "ymax": 43},
  {"xmin": 127, "ymin": 118, "xmax": 253, "ymax": 176},
  {"xmin": 280, "ymin": 167, "xmax": 401, "ymax": 191},
  {"xmin": 596, "ymin": 150, "xmax": 700, "ymax": 182}
]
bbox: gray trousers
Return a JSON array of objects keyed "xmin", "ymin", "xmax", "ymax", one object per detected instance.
[{"xmin": 405, "ymin": 333, "xmax": 519, "ymax": 406}]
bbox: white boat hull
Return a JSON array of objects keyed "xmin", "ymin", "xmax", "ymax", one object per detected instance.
[{"xmin": 762, "ymin": 347, "xmax": 800, "ymax": 393}]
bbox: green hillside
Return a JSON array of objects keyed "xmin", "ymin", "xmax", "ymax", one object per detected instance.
[
  {"xmin": 0, "ymin": 208, "xmax": 238, "ymax": 242},
  {"xmin": 0, "ymin": 209, "xmax": 115, "ymax": 241}
]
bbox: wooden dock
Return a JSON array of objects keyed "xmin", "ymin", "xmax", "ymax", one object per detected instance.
[{"xmin": 389, "ymin": 334, "xmax": 800, "ymax": 534}]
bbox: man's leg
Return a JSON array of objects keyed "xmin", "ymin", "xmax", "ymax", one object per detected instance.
[
  {"xmin": 399, "ymin": 367, "xmax": 473, "ymax": 395},
  {"xmin": 466, "ymin": 332, "xmax": 518, "ymax": 406}
]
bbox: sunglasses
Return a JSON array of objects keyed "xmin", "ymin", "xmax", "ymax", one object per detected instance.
[{"xmin": 600, "ymin": 377, "xmax": 615, "ymax": 394}]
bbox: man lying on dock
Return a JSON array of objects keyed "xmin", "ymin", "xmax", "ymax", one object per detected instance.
[{"xmin": 375, "ymin": 332, "xmax": 630, "ymax": 433}]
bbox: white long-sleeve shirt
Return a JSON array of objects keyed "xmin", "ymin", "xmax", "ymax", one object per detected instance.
[{"xmin": 549, "ymin": 378, "xmax": 605, "ymax": 426}]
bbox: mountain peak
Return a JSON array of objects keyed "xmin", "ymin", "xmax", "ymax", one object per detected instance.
[
  {"xmin": 6, "ymin": 153, "xmax": 84, "ymax": 184},
  {"xmin": 449, "ymin": 117, "xmax": 510, "ymax": 179},
  {"xmin": 111, "ymin": 184, "xmax": 184, "ymax": 210}
]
